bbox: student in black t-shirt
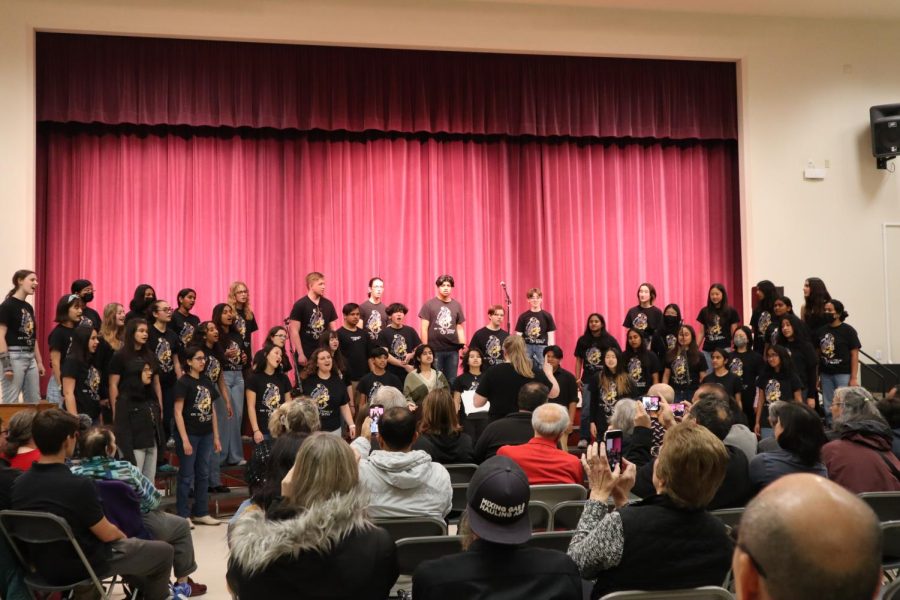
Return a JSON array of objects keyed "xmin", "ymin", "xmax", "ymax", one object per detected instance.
[
  {"xmin": 755, "ymin": 345, "xmax": 803, "ymax": 438},
  {"xmin": 288, "ymin": 272, "xmax": 338, "ymax": 367},
  {"xmin": 246, "ymin": 346, "xmax": 293, "ymax": 444},
  {"xmin": 816, "ymin": 299, "xmax": 861, "ymax": 423},
  {"xmin": 591, "ymin": 348, "xmax": 633, "ymax": 439},
  {"xmin": 172, "ymin": 288, "xmax": 201, "ymax": 349},
  {"xmin": 356, "ymin": 347, "xmax": 403, "ymax": 410},
  {"xmin": 702, "ymin": 348, "xmax": 742, "ymax": 410},
  {"xmin": 192, "ymin": 320, "xmax": 234, "ymax": 418},
  {"xmin": 174, "ymin": 346, "xmax": 222, "ymax": 525},
  {"xmin": 730, "ymin": 326, "xmax": 764, "ymax": 425},
  {"xmin": 61, "ymin": 327, "xmax": 102, "ymax": 422},
  {"xmin": 574, "ymin": 313, "xmax": 622, "ymax": 447},
  {"xmin": 663, "ymin": 325, "xmax": 708, "ymax": 403},
  {"xmin": 774, "ymin": 314, "xmax": 818, "ymax": 409},
  {"xmin": 452, "ymin": 347, "xmax": 485, "ymax": 432},
  {"xmin": 749, "ymin": 280, "xmax": 777, "ymax": 355},
  {"xmin": 336, "ymin": 303, "xmax": 371, "ymax": 399},
  {"xmin": 300, "ymin": 348, "xmax": 355, "ymax": 437},
  {"xmin": 469, "ymin": 305, "xmax": 510, "ymax": 370},
  {"xmin": 474, "ymin": 335, "xmax": 560, "ymax": 421},
  {"xmin": 622, "ymin": 327, "xmax": 661, "ymax": 399},
  {"xmin": 419, "ymin": 274, "xmax": 466, "ymax": 383},
  {"xmin": 125, "ymin": 284, "xmax": 156, "ymax": 324},
  {"xmin": 802, "ymin": 277, "xmax": 832, "ymax": 334},
  {"xmin": 654, "ymin": 303, "xmax": 683, "ymax": 367},
  {"xmin": 359, "ymin": 277, "xmax": 388, "ymax": 342},
  {"xmin": 147, "ymin": 300, "xmax": 184, "ymax": 444},
  {"xmin": 47, "ymin": 294, "xmax": 84, "ymax": 407},
  {"xmin": 319, "ymin": 330, "xmax": 351, "ymax": 385},
  {"xmin": 696, "ymin": 283, "xmax": 741, "ymax": 358},
  {"xmin": 542, "ymin": 345, "xmax": 578, "ymax": 436},
  {"xmin": 0, "ymin": 269, "xmax": 45, "ymax": 404},
  {"xmin": 212, "ymin": 303, "xmax": 246, "ymax": 479},
  {"xmin": 228, "ymin": 281, "xmax": 258, "ymax": 360},
  {"xmin": 622, "ymin": 282, "xmax": 664, "ymax": 345},
  {"xmin": 514, "ymin": 288, "xmax": 556, "ymax": 369},
  {"xmin": 377, "ymin": 303, "xmax": 422, "ymax": 382},
  {"xmin": 71, "ymin": 279, "xmax": 101, "ymax": 332},
  {"xmin": 253, "ymin": 326, "xmax": 295, "ymax": 381}
]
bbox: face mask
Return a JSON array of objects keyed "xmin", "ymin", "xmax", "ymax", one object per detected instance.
[
  {"xmin": 81, "ymin": 292, "xmax": 94, "ymax": 303},
  {"xmin": 664, "ymin": 315, "xmax": 680, "ymax": 328},
  {"xmin": 824, "ymin": 313, "xmax": 836, "ymax": 322},
  {"xmin": 734, "ymin": 338, "xmax": 748, "ymax": 349}
]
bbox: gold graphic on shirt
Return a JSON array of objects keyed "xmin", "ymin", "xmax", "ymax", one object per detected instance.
[
  {"xmin": 262, "ymin": 383, "xmax": 282, "ymax": 413},
  {"xmin": 435, "ymin": 306, "xmax": 454, "ymax": 335},
  {"xmin": 765, "ymin": 379, "xmax": 782, "ymax": 403},
  {"xmin": 633, "ymin": 312, "xmax": 648, "ymax": 331},
  {"xmin": 628, "ymin": 357, "xmax": 643, "ymax": 384},
  {"xmin": 730, "ymin": 358, "xmax": 744, "ymax": 378},
  {"xmin": 391, "ymin": 334, "xmax": 408, "ymax": 359},
  {"xmin": 308, "ymin": 308, "xmax": 325, "ymax": 340},
  {"xmin": 366, "ymin": 311, "xmax": 383, "ymax": 339},
  {"xmin": 586, "ymin": 347, "xmax": 602, "ymax": 368},
  {"xmin": 486, "ymin": 336, "xmax": 502, "ymax": 363},
  {"xmin": 525, "ymin": 317, "xmax": 542, "ymax": 343}
]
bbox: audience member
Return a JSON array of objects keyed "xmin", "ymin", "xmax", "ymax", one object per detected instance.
[
  {"xmin": 474, "ymin": 335, "xmax": 560, "ymax": 421},
  {"xmin": 352, "ymin": 406, "xmax": 452, "ymax": 519},
  {"xmin": 876, "ymin": 395, "xmax": 900, "ymax": 459},
  {"xmin": 568, "ymin": 423, "xmax": 733, "ymax": 598},
  {"xmin": 4, "ymin": 410, "xmax": 40, "ymax": 470},
  {"xmin": 543, "ymin": 345, "xmax": 579, "ymax": 434},
  {"xmin": 72, "ymin": 427, "xmax": 207, "ymax": 597},
  {"xmin": 632, "ymin": 389, "xmax": 752, "ymax": 508},
  {"xmin": 10, "ymin": 409, "xmax": 173, "ymax": 599},
  {"xmin": 497, "ymin": 403, "xmax": 583, "ymax": 484},
  {"xmin": 646, "ymin": 383, "xmax": 674, "ymax": 455},
  {"xmin": 0, "ymin": 416, "xmax": 28, "ymax": 600},
  {"xmin": 748, "ymin": 401, "xmax": 827, "ymax": 491},
  {"xmin": 412, "ymin": 388, "xmax": 474, "ymax": 464},
  {"xmin": 228, "ymin": 433, "xmax": 398, "ymax": 599},
  {"xmin": 473, "ymin": 382, "xmax": 549, "ymax": 463},
  {"xmin": 412, "ymin": 456, "xmax": 582, "ymax": 599},
  {"xmin": 607, "ymin": 398, "xmax": 653, "ymax": 466},
  {"xmin": 733, "ymin": 473, "xmax": 882, "ymax": 600},
  {"xmin": 246, "ymin": 398, "xmax": 320, "ymax": 494},
  {"xmin": 822, "ymin": 386, "xmax": 900, "ymax": 493}
]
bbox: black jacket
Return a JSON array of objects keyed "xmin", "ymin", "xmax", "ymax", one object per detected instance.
[
  {"xmin": 413, "ymin": 539, "xmax": 583, "ymax": 600},
  {"xmin": 473, "ymin": 412, "xmax": 534, "ymax": 463},
  {"xmin": 413, "ymin": 432, "xmax": 475, "ymax": 464}
]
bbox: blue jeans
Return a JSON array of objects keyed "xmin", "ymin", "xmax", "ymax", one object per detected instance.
[
  {"xmin": 175, "ymin": 432, "xmax": 213, "ymax": 518},
  {"xmin": 580, "ymin": 383, "xmax": 592, "ymax": 441},
  {"xmin": 46, "ymin": 375, "xmax": 62, "ymax": 406},
  {"xmin": 821, "ymin": 372, "xmax": 851, "ymax": 425},
  {"xmin": 221, "ymin": 370, "xmax": 245, "ymax": 464},
  {"xmin": 525, "ymin": 343, "xmax": 546, "ymax": 369},
  {"xmin": 434, "ymin": 351, "xmax": 459, "ymax": 385},
  {"xmin": 1, "ymin": 349, "xmax": 40, "ymax": 403}
]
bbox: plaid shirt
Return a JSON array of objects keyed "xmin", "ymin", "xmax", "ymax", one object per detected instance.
[{"xmin": 72, "ymin": 456, "xmax": 161, "ymax": 514}]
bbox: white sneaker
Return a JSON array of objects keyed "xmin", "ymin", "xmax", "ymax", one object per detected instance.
[{"xmin": 191, "ymin": 515, "xmax": 222, "ymax": 526}]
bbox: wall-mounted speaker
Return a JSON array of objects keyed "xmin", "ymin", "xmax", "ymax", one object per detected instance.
[{"xmin": 870, "ymin": 104, "xmax": 900, "ymax": 169}]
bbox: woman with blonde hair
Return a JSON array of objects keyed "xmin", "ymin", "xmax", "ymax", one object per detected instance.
[
  {"xmin": 413, "ymin": 388, "xmax": 474, "ymax": 463},
  {"xmin": 228, "ymin": 432, "xmax": 398, "ymax": 599},
  {"xmin": 474, "ymin": 335, "xmax": 561, "ymax": 421},
  {"xmin": 94, "ymin": 303, "xmax": 126, "ymax": 423},
  {"xmin": 227, "ymin": 281, "xmax": 257, "ymax": 362}
]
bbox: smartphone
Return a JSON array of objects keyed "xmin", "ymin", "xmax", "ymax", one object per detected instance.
[
  {"xmin": 369, "ymin": 405, "xmax": 384, "ymax": 434},
  {"xmin": 604, "ymin": 429, "xmax": 623, "ymax": 471},
  {"xmin": 641, "ymin": 396, "xmax": 660, "ymax": 411},
  {"xmin": 672, "ymin": 402, "xmax": 686, "ymax": 417}
]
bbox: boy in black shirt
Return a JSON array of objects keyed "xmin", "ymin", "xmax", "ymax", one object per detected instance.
[
  {"xmin": 515, "ymin": 288, "xmax": 556, "ymax": 368},
  {"xmin": 359, "ymin": 277, "xmax": 388, "ymax": 342},
  {"xmin": 470, "ymin": 305, "xmax": 510, "ymax": 369},
  {"xmin": 377, "ymin": 303, "xmax": 422, "ymax": 382},
  {"xmin": 288, "ymin": 272, "xmax": 338, "ymax": 366},
  {"xmin": 419, "ymin": 275, "xmax": 466, "ymax": 383},
  {"xmin": 355, "ymin": 347, "xmax": 402, "ymax": 410},
  {"xmin": 337, "ymin": 303, "xmax": 371, "ymax": 401}
]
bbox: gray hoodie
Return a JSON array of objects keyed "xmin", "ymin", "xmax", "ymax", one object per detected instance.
[{"xmin": 352, "ymin": 437, "xmax": 452, "ymax": 519}]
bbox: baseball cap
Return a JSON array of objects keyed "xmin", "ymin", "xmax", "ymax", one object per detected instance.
[{"xmin": 465, "ymin": 455, "xmax": 531, "ymax": 545}]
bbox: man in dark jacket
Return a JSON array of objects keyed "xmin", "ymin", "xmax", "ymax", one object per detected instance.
[
  {"xmin": 412, "ymin": 455, "xmax": 583, "ymax": 599},
  {"xmin": 473, "ymin": 382, "xmax": 548, "ymax": 463}
]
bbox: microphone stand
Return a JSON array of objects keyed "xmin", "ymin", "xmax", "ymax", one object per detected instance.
[
  {"xmin": 283, "ymin": 317, "xmax": 301, "ymax": 389},
  {"xmin": 501, "ymin": 283, "xmax": 512, "ymax": 333}
]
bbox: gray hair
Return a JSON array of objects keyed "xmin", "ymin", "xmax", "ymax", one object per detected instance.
[
  {"xmin": 532, "ymin": 403, "xmax": 569, "ymax": 439},
  {"xmin": 268, "ymin": 397, "xmax": 321, "ymax": 438},
  {"xmin": 767, "ymin": 400, "xmax": 789, "ymax": 428},
  {"xmin": 834, "ymin": 386, "xmax": 885, "ymax": 426},
  {"xmin": 371, "ymin": 385, "xmax": 408, "ymax": 410},
  {"xmin": 610, "ymin": 399, "xmax": 638, "ymax": 435}
]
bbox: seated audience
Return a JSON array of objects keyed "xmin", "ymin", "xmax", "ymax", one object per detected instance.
[
  {"xmin": 228, "ymin": 432, "xmax": 398, "ymax": 599},
  {"xmin": 568, "ymin": 423, "xmax": 733, "ymax": 598},
  {"xmin": 691, "ymin": 382, "xmax": 759, "ymax": 462},
  {"xmin": 822, "ymin": 386, "xmax": 900, "ymax": 493},
  {"xmin": 748, "ymin": 401, "xmax": 827, "ymax": 491},
  {"xmin": 10, "ymin": 409, "xmax": 173, "ymax": 599},
  {"xmin": 412, "ymin": 388, "xmax": 475, "ymax": 464},
  {"xmin": 233, "ymin": 433, "xmax": 308, "ymax": 528},
  {"xmin": 412, "ymin": 456, "xmax": 582, "ymax": 599},
  {"xmin": 498, "ymin": 403, "xmax": 583, "ymax": 484},
  {"xmin": 246, "ymin": 398, "xmax": 320, "ymax": 494},
  {"xmin": 733, "ymin": 473, "xmax": 882, "ymax": 600},
  {"xmin": 876, "ymin": 395, "xmax": 900, "ymax": 459},
  {"xmin": 646, "ymin": 383, "xmax": 675, "ymax": 456},
  {"xmin": 72, "ymin": 427, "xmax": 207, "ymax": 597},
  {"xmin": 4, "ymin": 410, "xmax": 41, "ymax": 471},
  {"xmin": 607, "ymin": 398, "xmax": 653, "ymax": 466},
  {"xmin": 473, "ymin": 382, "xmax": 549, "ymax": 463},
  {"xmin": 352, "ymin": 406, "xmax": 452, "ymax": 519},
  {"xmin": 633, "ymin": 388, "xmax": 752, "ymax": 509},
  {"xmin": 354, "ymin": 386, "xmax": 415, "ymax": 451},
  {"xmin": 0, "ymin": 416, "xmax": 28, "ymax": 600}
]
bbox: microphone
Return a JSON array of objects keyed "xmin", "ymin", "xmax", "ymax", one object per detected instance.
[
  {"xmin": 500, "ymin": 281, "xmax": 507, "ymax": 288},
  {"xmin": 500, "ymin": 281, "xmax": 511, "ymax": 302}
]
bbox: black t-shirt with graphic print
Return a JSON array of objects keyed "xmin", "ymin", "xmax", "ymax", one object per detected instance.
[
  {"xmin": 0, "ymin": 297, "xmax": 37, "ymax": 349},
  {"xmin": 666, "ymin": 351, "xmax": 709, "ymax": 394},
  {"xmin": 514, "ymin": 310, "xmax": 556, "ymax": 345},
  {"xmin": 175, "ymin": 374, "xmax": 220, "ymax": 436},
  {"xmin": 696, "ymin": 306, "xmax": 741, "ymax": 351},
  {"xmin": 79, "ymin": 306, "xmax": 102, "ymax": 332},
  {"xmin": 246, "ymin": 371, "xmax": 292, "ymax": 435},
  {"xmin": 61, "ymin": 357, "xmax": 102, "ymax": 419},
  {"xmin": 816, "ymin": 323, "xmax": 861, "ymax": 375},
  {"xmin": 48, "ymin": 325, "xmax": 77, "ymax": 363},
  {"xmin": 337, "ymin": 327, "xmax": 371, "ymax": 380},
  {"xmin": 376, "ymin": 325, "xmax": 422, "ymax": 381},
  {"xmin": 147, "ymin": 325, "xmax": 182, "ymax": 388},
  {"xmin": 574, "ymin": 333, "xmax": 622, "ymax": 382},
  {"xmin": 418, "ymin": 298, "xmax": 465, "ymax": 352},
  {"xmin": 222, "ymin": 330, "xmax": 248, "ymax": 372},
  {"xmin": 359, "ymin": 300, "xmax": 389, "ymax": 342},
  {"xmin": 233, "ymin": 312, "xmax": 259, "ymax": 353},
  {"xmin": 469, "ymin": 327, "xmax": 509, "ymax": 369},
  {"xmin": 622, "ymin": 350, "xmax": 661, "ymax": 398},
  {"xmin": 750, "ymin": 307, "xmax": 774, "ymax": 355},
  {"xmin": 623, "ymin": 306, "xmax": 663, "ymax": 340},
  {"xmin": 755, "ymin": 368, "xmax": 802, "ymax": 425},
  {"xmin": 301, "ymin": 372, "xmax": 349, "ymax": 431},
  {"xmin": 171, "ymin": 312, "xmax": 201, "ymax": 349},
  {"xmin": 357, "ymin": 371, "xmax": 403, "ymax": 404},
  {"xmin": 202, "ymin": 343, "xmax": 225, "ymax": 384},
  {"xmin": 729, "ymin": 349, "xmax": 764, "ymax": 400},
  {"xmin": 290, "ymin": 296, "xmax": 338, "ymax": 359}
]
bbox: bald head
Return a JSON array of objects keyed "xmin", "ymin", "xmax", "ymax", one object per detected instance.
[
  {"xmin": 735, "ymin": 473, "xmax": 881, "ymax": 600},
  {"xmin": 531, "ymin": 403, "xmax": 569, "ymax": 440},
  {"xmin": 647, "ymin": 383, "xmax": 675, "ymax": 404}
]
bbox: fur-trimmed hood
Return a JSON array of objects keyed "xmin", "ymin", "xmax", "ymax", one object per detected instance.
[{"xmin": 229, "ymin": 492, "xmax": 373, "ymax": 575}]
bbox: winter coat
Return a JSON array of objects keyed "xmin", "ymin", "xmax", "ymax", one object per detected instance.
[{"xmin": 822, "ymin": 419, "xmax": 900, "ymax": 494}]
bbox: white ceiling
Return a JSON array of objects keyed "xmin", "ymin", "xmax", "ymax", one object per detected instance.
[{"xmin": 476, "ymin": 0, "xmax": 900, "ymax": 21}]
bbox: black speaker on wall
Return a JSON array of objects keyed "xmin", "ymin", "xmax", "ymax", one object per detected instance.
[{"xmin": 870, "ymin": 103, "xmax": 900, "ymax": 169}]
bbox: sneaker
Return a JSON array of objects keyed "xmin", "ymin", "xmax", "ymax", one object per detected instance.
[
  {"xmin": 186, "ymin": 578, "xmax": 207, "ymax": 597},
  {"xmin": 577, "ymin": 439, "xmax": 588, "ymax": 449},
  {"xmin": 190, "ymin": 515, "xmax": 222, "ymax": 526},
  {"xmin": 171, "ymin": 582, "xmax": 192, "ymax": 599},
  {"xmin": 158, "ymin": 464, "xmax": 178, "ymax": 473},
  {"xmin": 236, "ymin": 459, "xmax": 247, "ymax": 466}
]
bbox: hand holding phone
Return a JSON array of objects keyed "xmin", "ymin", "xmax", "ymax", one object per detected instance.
[
  {"xmin": 369, "ymin": 405, "xmax": 384, "ymax": 435},
  {"xmin": 604, "ymin": 429, "xmax": 623, "ymax": 471},
  {"xmin": 641, "ymin": 396, "xmax": 660, "ymax": 411},
  {"xmin": 671, "ymin": 402, "xmax": 686, "ymax": 417}
]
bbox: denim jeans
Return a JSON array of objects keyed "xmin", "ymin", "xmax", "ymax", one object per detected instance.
[
  {"xmin": 220, "ymin": 370, "xmax": 245, "ymax": 465},
  {"xmin": 580, "ymin": 383, "xmax": 592, "ymax": 441},
  {"xmin": 434, "ymin": 351, "xmax": 459, "ymax": 385},
  {"xmin": 821, "ymin": 372, "xmax": 851, "ymax": 425},
  {"xmin": 525, "ymin": 343, "xmax": 546, "ymax": 369},
  {"xmin": 175, "ymin": 432, "xmax": 213, "ymax": 518},
  {"xmin": 134, "ymin": 446, "xmax": 158, "ymax": 482},
  {"xmin": 46, "ymin": 375, "xmax": 62, "ymax": 406},
  {"xmin": 1, "ymin": 349, "xmax": 40, "ymax": 403}
]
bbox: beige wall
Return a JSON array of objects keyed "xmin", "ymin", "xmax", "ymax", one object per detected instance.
[{"xmin": 3, "ymin": 0, "xmax": 899, "ymax": 360}]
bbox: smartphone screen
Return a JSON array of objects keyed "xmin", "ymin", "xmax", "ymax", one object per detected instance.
[
  {"xmin": 605, "ymin": 429, "xmax": 623, "ymax": 471},
  {"xmin": 672, "ymin": 402, "xmax": 686, "ymax": 417},
  {"xmin": 369, "ymin": 405, "xmax": 384, "ymax": 434},
  {"xmin": 641, "ymin": 396, "xmax": 660, "ymax": 411}
]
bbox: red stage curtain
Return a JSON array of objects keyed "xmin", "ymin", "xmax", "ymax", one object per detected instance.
[
  {"xmin": 36, "ymin": 126, "xmax": 740, "ymax": 366},
  {"xmin": 36, "ymin": 33, "xmax": 737, "ymax": 141}
]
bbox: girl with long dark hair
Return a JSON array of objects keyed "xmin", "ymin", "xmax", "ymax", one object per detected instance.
[
  {"xmin": 754, "ymin": 345, "xmax": 803, "ymax": 438},
  {"xmin": 750, "ymin": 280, "xmax": 778, "ymax": 355},
  {"xmin": 696, "ymin": 284, "xmax": 741, "ymax": 362},
  {"xmin": 801, "ymin": 277, "xmax": 832, "ymax": 332},
  {"xmin": 0, "ymin": 270, "xmax": 45, "ymax": 403},
  {"xmin": 213, "ymin": 302, "xmax": 247, "ymax": 473},
  {"xmin": 729, "ymin": 326, "xmax": 763, "ymax": 424},
  {"xmin": 774, "ymin": 314, "xmax": 818, "ymax": 410},
  {"xmin": 591, "ymin": 348, "xmax": 633, "ymax": 441},
  {"xmin": 653, "ymin": 303, "xmax": 683, "ymax": 367},
  {"xmin": 61, "ymin": 326, "xmax": 101, "ymax": 421},
  {"xmin": 622, "ymin": 283, "xmax": 663, "ymax": 345},
  {"xmin": 574, "ymin": 313, "xmax": 621, "ymax": 447},
  {"xmin": 246, "ymin": 345, "xmax": 293, "ymax": 444},
  {"xmin": 172, "ymin": 288, "xmax": 200, "ymax": 348},
  {"xmin": 125, "ymin": 284, "xmax": 157, "ymax": 324},
  {"xmin": 663, "ymin": 324, "xmax": 708, "ymax": 402},
  {"xmin": 622, "ymin": 327, "xmax": 660, "ymax": 398},
  {"xmin": 816, "ymin": 299, "xmax": 861, "ymax": 423},
  {"xmin": 47, "ymin": 294, "xmax": 84, "ymax": 406}
]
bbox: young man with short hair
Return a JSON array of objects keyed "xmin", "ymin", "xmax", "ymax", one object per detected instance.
[
  {"xmin": 359, "ymin": 277, "xmax": 388, "ymax": 342},
  {"xmin": 419, "ymin": 275, "xmax": 466, "ymax": 383},
  {"xmin": 377, "ymin": 303, "xmax": 422, "ymax": 382},
  {"xmin": 515, "ymin": 288, "xmax": 556, "ymax": 368},
  {"xmin": 288, "ymin": 272, "xmax": 338, "ymax": 366},
  {"xmin": 469, "ymin": 305, "xmax": 510, "ymax": 370},
  {"xmin": 355, "ymin": 347, "xmax": 402, "ymax": 410},
  {"xmin": 337, "ymin": 303, "xmax": 370, "ymax": 403}
]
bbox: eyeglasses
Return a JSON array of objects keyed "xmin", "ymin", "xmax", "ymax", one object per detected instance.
[
  {"xmin": 157, "ymin": 307, "xmax": 173, "ymax": 313},
  {"xmin": 191, "ymin": 356, "xmax": 207, "ymax": 362},
  {"xmin": 273, "ymin": 333, "xmax": 287, "ymax": 339},
  {"xmin": 737, "ymin": 542, "xmax": 767, "ymax": 578}
]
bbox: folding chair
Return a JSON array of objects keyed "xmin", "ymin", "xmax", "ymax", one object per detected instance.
[
  {"xmin": 395, "ymin": 535, "xmax": 464, "ymax": 576},
  {"xmin": 528, "ymin": 501, "xmax": 552, "ymax": 532},
  {"xmin": 710, "ymin": 507, "xmax": 744, "ymax": 531},
  {"xmin": 882, "ymin": 576, "xmax": 900, "ymax": 600},
  {"xmin": 0, "ymin": 510, "xmax": 123, "ymax": 600},
  {"xmin": 373, "ymin": 517, "xmax": 448, "ymax": 543},
  {"xmin": 883, "ymin": 520, "xmax": 900, "ymax": 581},
  {"xmin": 529, "ymin": 484, "xmax": 587, "ymax": 509},
  {"xmin": 526, "ymin": 530, "xmax": 574, "ymax": 553},
  {"xmin": 861, "ymin": 492, "xmax": 900, "ymax": 523},
  {"xmin": 443, "ymin": 463, "xmax": 478, "ymax": 485},
  {"xmin": 551, "ymin": 500, "xmax": 586, "ymax": 530},
  {"xmin": 599, "ymin": 586, "xmax": 734, "ymax": 599}
]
